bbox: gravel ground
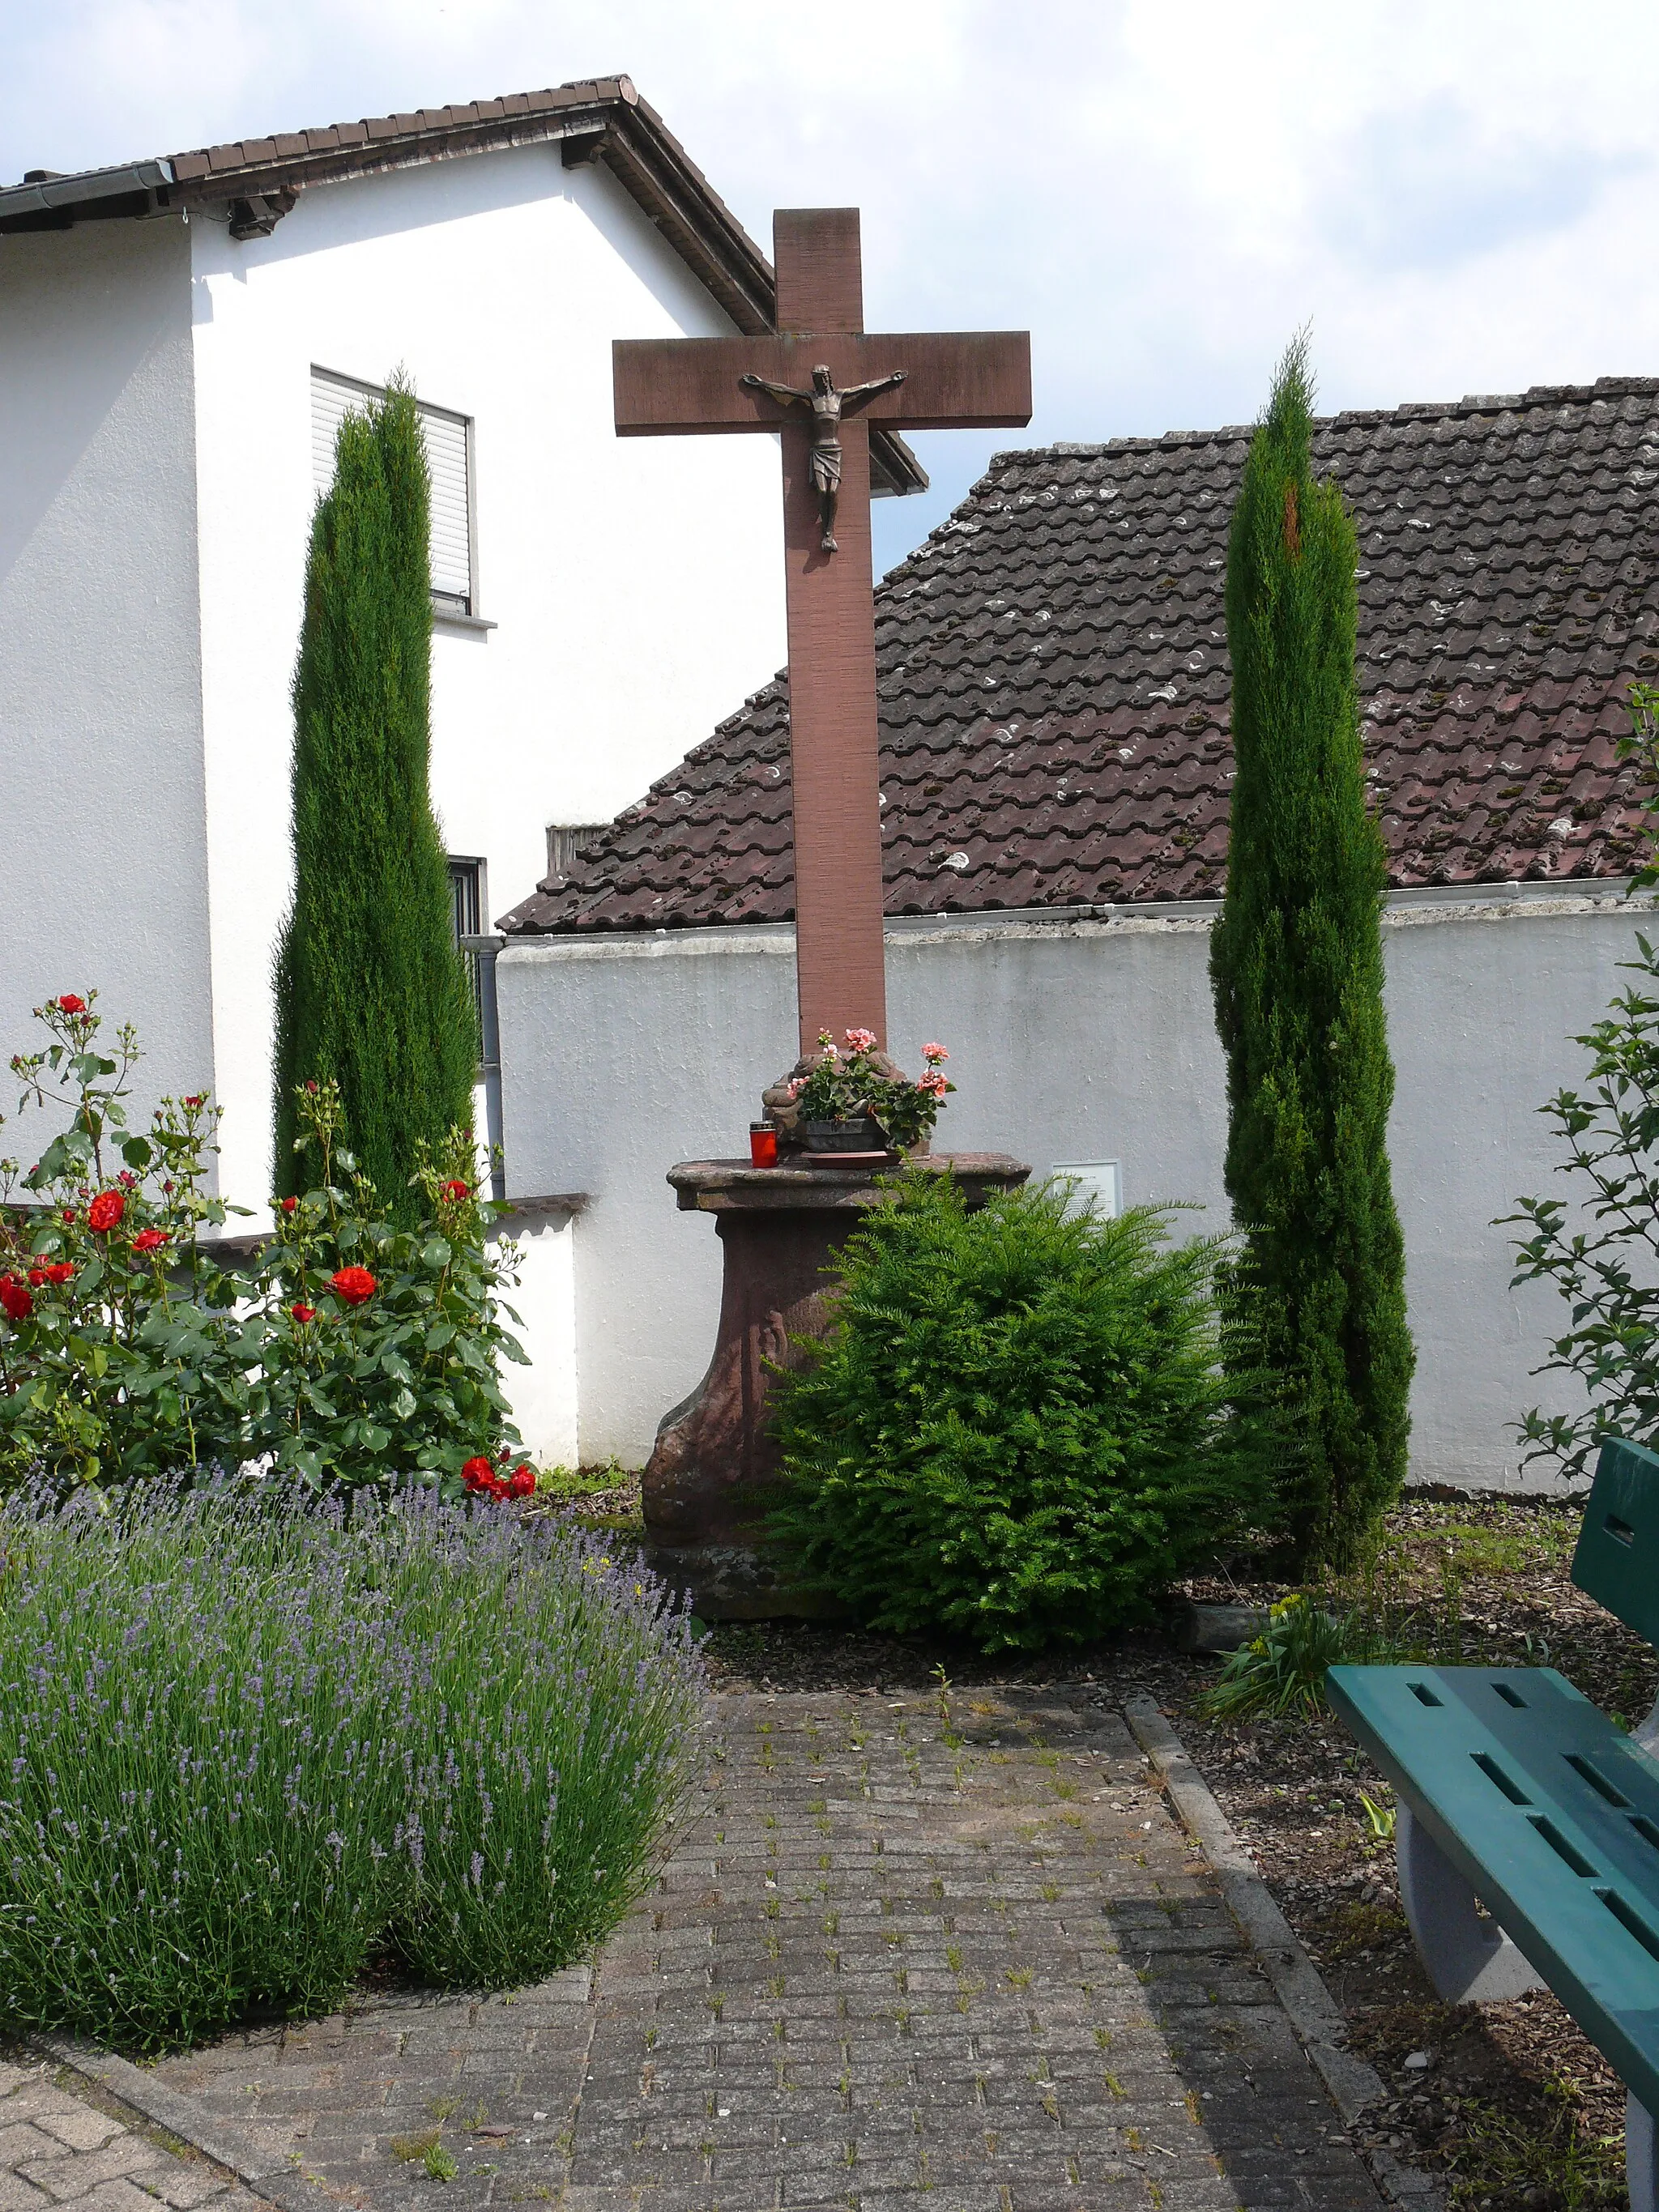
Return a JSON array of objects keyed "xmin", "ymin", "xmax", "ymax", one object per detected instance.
[{"xmin": 678, "ymin": 1494, "xmax": 1657, "ymax": 2212}]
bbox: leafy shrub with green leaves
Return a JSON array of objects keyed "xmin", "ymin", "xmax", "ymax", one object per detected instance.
[
  {"xmin": 0, "ymin": 1478, "xmax": 705, "ymax": 2049},
  {"xmin": 1504, "ymin": 927, "xmax": 1659, "ymax": 1481},
  {"xmin": 0, "ymin": 993, "xmax": 527, "ymax": 1496},
  {"xmin": 770, "ymin": 1173, "xmax": 1270, "ymax": 1650}
]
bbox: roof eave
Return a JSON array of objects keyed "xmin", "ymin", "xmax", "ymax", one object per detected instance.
[
  {"xmin": 0, "ymin": 159, "xmax": 175, "ymax": 232},
  {"xmin": 0, "ymin": 84, "xmax": 927, "ymax": 494}
]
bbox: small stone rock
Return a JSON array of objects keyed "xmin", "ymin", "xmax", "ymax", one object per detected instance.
[{"xmin": 1404, "ymin": 2051, "xmax": 1431, "ymax": 2070}]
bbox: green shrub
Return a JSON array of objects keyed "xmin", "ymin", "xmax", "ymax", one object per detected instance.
[
  {"xmin": 1209, "ymin": 337, "xmax": 1414, "ymax": 1571},
  {"xmin": 274, "ymin": 376, "xmax": 478, "ymax": 1227},
  {"xmin": 0, "ymin": 1480, "xmax": 706, "ymax": 2050},
  {"xmin": 770, "ymin": 1174, "xmax": 1269, "ymax": 1650},
  {"xmin": 1505, "ymin": 927, "xmax": 1659, "ymax": 1481},
  {"xmin": 0, "ymin": 994, "xmax": 527, "ymax": 1497}
]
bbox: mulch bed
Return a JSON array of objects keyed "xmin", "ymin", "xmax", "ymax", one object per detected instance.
[{"xmin": 680, "ymin": 1494, "xmax": 1656, "ymax": 2212}]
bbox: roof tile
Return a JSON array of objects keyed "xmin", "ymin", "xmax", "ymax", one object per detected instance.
[{"xmin": 504, "ymin": 378, "xmax": 1659, "ymax": 936}]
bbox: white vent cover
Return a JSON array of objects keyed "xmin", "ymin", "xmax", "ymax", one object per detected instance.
[{"xmin": 310, "ymin": 369, "xmax": 473, "ymax": 611}]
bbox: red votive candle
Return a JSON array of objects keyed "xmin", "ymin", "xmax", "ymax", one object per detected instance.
[{"xmin": 749, "ymin": 1123, "xmax": 778, "ymax": 1168}]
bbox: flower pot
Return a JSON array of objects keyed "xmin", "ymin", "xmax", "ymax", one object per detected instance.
[{"xmin": 802, "ymin": 1117, "xmax": 886, "ymax": 1154}]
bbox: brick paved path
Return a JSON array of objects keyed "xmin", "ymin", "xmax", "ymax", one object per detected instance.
[
  {"xmin": 129, "ymin": 1689, "xmax": 1384, "ymax": 2211},
  {"xmin": 0, "ymin": 2056, "xmax": 265, "ymax": 2212}
]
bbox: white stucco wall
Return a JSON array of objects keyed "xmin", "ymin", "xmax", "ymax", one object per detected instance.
[
  {"xmin": 0, "ymin": 215, "xmax": 215, "ymax": 1115},
  {"xmin": 188, "ymin": 146, "xmax": 787, "ymax": 1207},
  {"xmin": 489, "ymin": 1208, "xmax": 579, "ymax": 1469},
  {"xmin": 497, "ymin": 884, "xmax": 1653, "ymax": 1491}
]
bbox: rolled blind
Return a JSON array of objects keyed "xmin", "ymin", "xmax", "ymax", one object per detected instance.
[{"xmin": 310, "ymin": 369, "xmax": 473, "ymax": 611}]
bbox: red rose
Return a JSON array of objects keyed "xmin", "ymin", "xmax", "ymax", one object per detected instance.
[
  {"xmin": 280, "ymin": 1196, "xmax": 298, "ymax": 1216},
  {"xmin": 509, "ymin": 1466, "xmax": 535, "ymax": 1498},
  {"xmin": 131, "ymin": 1229, "xmax": 167, "ymax": 1254},
  {"xmin": 27, "ymin": 1268, "xmax": 45, "ymax": 1287},
  {"xmin": 42, "ymin": 1264, "xmax": 74, "ymax": 1285},
  {"xmin": 182, "ymin": 1094, "xmax": 203, "ymax": 1109},
  {"xmin": 461, "ymin": 1455, "xmax": 494, "ymax": 1489},
  {"xmin": 61, "ymin": 1208, "xmax": 76, "ymax": 1225},
  {"xmin": 117, "ymin": 1170, "xmax": 138, "ymax": 1191},
  {"xmin": 441, "ymin": 1179, "xmax": 470, "ymax": 1202},
  {"xmin": 0, "ymin": 1276, "xmax": 33, "ymax": 1322},
  {"xmin": 87, "ymin": 1191, "xmax": 125, "ymax": 1234},
  {"xmin": 53, "ymin": 995, "xmax": 87, "ymax": 1015},
  {"xmin": 290, "ymin": 1302, "xmax": 317, "ymax": 1323},
  {"xmin": 330, "ymin": 1265, "xmax": 377, "ymax": 1306}
]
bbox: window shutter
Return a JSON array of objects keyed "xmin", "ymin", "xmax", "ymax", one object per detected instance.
[
  {"xmin": 310, "ymin": 369, "xmax": 474, "ymax": 614},
  {"xmin": 421, "ymin": 407, "xmax": 471, "ymax": 610}
]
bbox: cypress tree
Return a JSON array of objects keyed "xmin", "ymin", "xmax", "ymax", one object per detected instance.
[
  {"xmin": 273, "ymin": 378, "xmax": 478, "ymax": 1223},
  {"xmin": 1209, "ymin": 338, "xmax": 1415, "ymax": 1571}
]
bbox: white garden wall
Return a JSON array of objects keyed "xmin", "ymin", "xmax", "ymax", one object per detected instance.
[
  {"xmin": 497, "ymin": 883, "xmax": 1653, "ymax": 1493},
  {"xmin": 489, "ymin": 1206, "xmax": 579, "ymax": 1470}
]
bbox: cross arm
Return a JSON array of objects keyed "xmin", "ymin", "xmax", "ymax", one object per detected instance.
[{"xmin": 614, "ymin": 330, "xmax": 1031, "ymax": 437}]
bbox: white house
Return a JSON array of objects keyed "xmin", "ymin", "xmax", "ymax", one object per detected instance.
[
  {"xmin": 0, "ymin": 78, "xmax": 925, "ymax": 1460},
  {"xmin": 496, "ymin": 379, "xmax": 1659, "ymax": 1494}
]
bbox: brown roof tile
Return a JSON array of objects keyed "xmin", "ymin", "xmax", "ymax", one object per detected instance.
[{"xmin": 502, "ymin": 378, "xmax": 1659, "ymax": 935}]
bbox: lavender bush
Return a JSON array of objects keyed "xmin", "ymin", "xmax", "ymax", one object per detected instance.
[{"xmin": 0, "ymin": 1481, "xmax": 705, "ymax": 2050}]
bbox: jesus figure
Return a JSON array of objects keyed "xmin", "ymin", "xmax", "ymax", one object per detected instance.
[{"xmin": 739, "ymin": 363, "xmax": 907, "ymax": 551}]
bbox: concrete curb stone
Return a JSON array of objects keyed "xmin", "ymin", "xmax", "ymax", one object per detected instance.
[{"xmin": 1122, "ymin": 1692, "xmax": 1446, "ymax": 2210}]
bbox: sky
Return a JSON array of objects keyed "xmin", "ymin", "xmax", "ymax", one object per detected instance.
[{"xmin": 6, "ymin": 0, "xmax": 1659, "ymax": 574}]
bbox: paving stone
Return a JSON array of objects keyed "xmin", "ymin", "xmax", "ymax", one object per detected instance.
[
  {"xmin": 20, "ymin": 2120, "xmax": 124, "ymax": 2159},
  {"xmin": 16, "ymin": 2136, "xmax": 167, "ymax": 2201},
  {"xmin": 0, "ymin": 2143, "xmax": 57, "ymax": 2178},
  {"xmin": 0, "ymin": 2095, "xmax": 89, "ymax": 2132},
  {"xmin": 0, "ymin": 1690, "xmax": 1404, "ymax": 2212},
  {"xmin": 138, "ymin": 2168, "xmax": 232, "ymax": 2210},
  {"xmin": 67, "ymin": 2188, "xmax": 178, "ymax": 2212}
]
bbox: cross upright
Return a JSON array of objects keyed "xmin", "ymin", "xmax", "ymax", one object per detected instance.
[{"xmin": 613, "ymin": 208, "xmax": 1031, "ymax": 1057}]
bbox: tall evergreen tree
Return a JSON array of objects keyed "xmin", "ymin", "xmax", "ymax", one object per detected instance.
[
  {"xmin": 1209, "ymin": 338, "xmax": 1414, "ymax": 1570},
  {"xmin": 273, "ymin": 378, "xmax": 478, "ymax": 1224}
]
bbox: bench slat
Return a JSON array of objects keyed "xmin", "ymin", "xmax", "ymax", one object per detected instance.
[{"xmin": 1328, "ymin": 1664, "xmax": 1659, "ymax": 2116}]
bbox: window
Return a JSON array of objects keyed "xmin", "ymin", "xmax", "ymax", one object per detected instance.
[
  {"xmin": 449, "ymin": 856, "xmax": 483, "ymax": 945},
  {"xmin": 447, "ymin": 857, "xmax": 505, "ymax": 1200},
  {"xmin": 311, "ymin": 368, "xmax": 477, "ymax": 618}
]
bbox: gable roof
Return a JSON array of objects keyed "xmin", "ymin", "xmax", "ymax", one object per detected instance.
[
  {"xmin": 0, "ymin": 76, "xmax": 923, "ymax": 500},
  {"xmin": 501, "ymin": 375, "xmax": 1659, "ymax": 936}
]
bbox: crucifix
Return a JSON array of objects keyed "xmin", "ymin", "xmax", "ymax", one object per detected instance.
[{"xmin": 613, "ymin": 207, "xmax": 1031, "ymax": 1056}]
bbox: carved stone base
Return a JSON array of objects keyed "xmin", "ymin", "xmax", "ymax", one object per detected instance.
[{"xmin": 643, "ymin": 1153, "xmax": 1030, "ymax": 1618}]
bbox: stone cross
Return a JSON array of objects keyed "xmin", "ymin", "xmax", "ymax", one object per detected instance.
[{"xmin": 613, "ymin": 207, "xmax": 1031, "ymax": 1055}]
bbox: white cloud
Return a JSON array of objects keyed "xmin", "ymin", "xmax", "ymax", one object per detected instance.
[{"xmin": 5, "ymin": 0, "xmax": 1659, "ymax": 573}]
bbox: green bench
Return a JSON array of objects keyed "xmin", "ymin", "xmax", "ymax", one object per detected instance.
[{"xmin": 1328, "ymin": 1436, "xmax": 1659, "ymax": 2210}]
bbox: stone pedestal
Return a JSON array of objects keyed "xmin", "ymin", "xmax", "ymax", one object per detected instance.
[{"xmin": 644, "ymin": 1154, "xmax": 1030, "ymax": 1618}]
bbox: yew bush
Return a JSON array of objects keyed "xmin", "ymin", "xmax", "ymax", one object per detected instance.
[{"xmin": 770, "ymin": 1173, "xmax": 1270, "ymax": 1650}]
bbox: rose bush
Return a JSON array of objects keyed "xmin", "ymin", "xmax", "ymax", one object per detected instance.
[{"xmin": 0, "ymin": 994, "xmax": 531, "ymax": 1498}]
